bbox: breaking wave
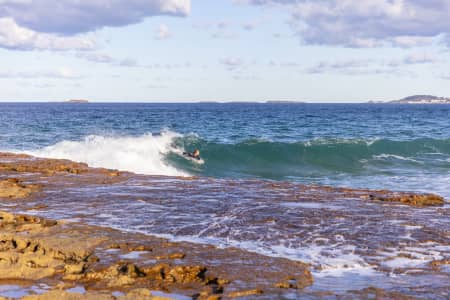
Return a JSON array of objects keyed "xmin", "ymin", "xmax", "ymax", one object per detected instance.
[
  {"xmin": 27, "ymin": 131, "xmax": 187, "ymax": 177},
  {"xmin": 23, "ymin": 133, "xmax": 450, "ymax": 187}
]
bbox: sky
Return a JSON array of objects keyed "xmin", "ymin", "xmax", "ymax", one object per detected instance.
[{"xmin": 1, "ymin": 0, "xmax": 450, "ymax": 102}]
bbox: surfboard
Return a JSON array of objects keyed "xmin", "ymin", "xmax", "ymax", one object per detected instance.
[
  {"xmin": 183, "ymin": 155, "xmax": 205, "ymax": 164},
  {"xmin": 172, "ymin": 148, "xmax": 205, "ymax": 164}
]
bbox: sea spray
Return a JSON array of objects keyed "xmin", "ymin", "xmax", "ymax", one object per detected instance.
[
  {"xmin": 15, "ymin": 132, "xmax": 450, "ymax": 197},
  {"xmin": 24, "ymin": 134, "xmax": 450, "ymax": 180},
  {"xmin": 28, "ymin": 131, "xmax": 187, "ymax": 176}
]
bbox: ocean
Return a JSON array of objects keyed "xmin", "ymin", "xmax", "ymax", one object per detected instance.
[
  {"xmin": 1, "ymin": 102, "xmax": 450, "ymax": 197},
  {"xmin": 1, "ymin": 102, "xmax": 449, "ymax": 297}
]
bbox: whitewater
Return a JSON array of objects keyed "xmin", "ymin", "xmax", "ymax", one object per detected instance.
[
  {"xmin": 1, "ymin": 102, "xmax": 450, "ymax": 197},
  {"xmin": 27, "ymin": 131, "xmax": 188, "ymax": 177},
  {"xmin": 1, "ymin": 102, "xmax": 449, "ymax": 298},
  {"xmin": 11, "ymin": 131, "xmax": 449, "ymax": 199}
]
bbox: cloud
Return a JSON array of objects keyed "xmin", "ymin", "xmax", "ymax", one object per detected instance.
[
  {"xmin": 304, "ymin": 54, "xmax": 433, "ymax": 76},
  {"xmin": 0, "ymin": 67, "xmax": 82, "ymax": 79},
  {"xmin": 155, "ymin": 24, "xmax": 172, "ymax": 40},
  {"xmin": 211, "ymin": 31, "xmax": 239, "ymax": 39},
  {"xmin": 242, "ymin": 22, "xmax": 256, "ymax": 31},
  {"xmin": 306, "ymin": 59, "xmax": 372, "ymax": 74},
  {"xmin": 241, "ymin": 0, "xmax": 450, "ymax": 48},
  {"xmin": 0, "ymin": 17, "xmax": 95, "ymax": 50},
  {"xmin": 75, "ymin": 52, "xmax": 138, "ymax": 67},
  {"xmin": 220, "ymin": 57, "xmax": 245, "ymax": 70},
  {"xmin": 232, "ymin": 74, "xmax": 260, "ymax": 80},
  {"xmin": 268, "ymin": 60, "xmax": 301, "ymax": 68},
  {"xmin": 388, "ymin": 52, "xmax": 437, "ymax": 67},
  {"xmin": 0, "ymin": 0, "xmax": 191, "ymax": 35},
  {"xmin": 217, "ymin": 21, "xmax": 229, "ymax": 29},
  {"xmin": 75, "ymin": 52, "xmax": 114, "ymax": 64}
]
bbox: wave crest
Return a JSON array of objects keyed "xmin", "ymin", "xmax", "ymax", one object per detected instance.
[
  {"xmin": 23, "ymin": 134, "xmax": 450, "ymax": 182},
  {"xmin": 28, "ymin": 131, "xmax": 188, "ymax": 176}
]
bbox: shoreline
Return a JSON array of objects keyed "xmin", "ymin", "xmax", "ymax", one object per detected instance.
[
  {"xmin": 0, "ymin": 210, "xmax": 313, "ymax": 299},
  {"xmin": 0, "ymin": 152, "xmax": 448, "ymax": 299}
]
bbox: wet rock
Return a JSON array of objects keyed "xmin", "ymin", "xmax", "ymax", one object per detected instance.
[
  {"xmin": 130, "ymin": 245, "xmax": 153, "ymax": 252},
  {"xmin": 64, "ymin": 262, "xmax": 86, "ymax": 274},
  {"xmin": 369, "ymin": 192, "xmax": 445, "ymax": 207},
  {"xmin": 350, "ymin": 286, "xmax": 421, "ymax": 299},
  {"xmin": 118, "ymin": 263, "xmax": 146, "ymax": 278},
  {"xmin": 156, "ymin": 252, "xmax": 185, "ymax": 260},
  {"xmin": 430, "ymin": 259, "xmax": 450, "ymax": 269},
  {"xmin": 20, "ymin": 289, "xmax": 166, "ymax": 300},
  {"xmin": 107, "ymin": 243, "xmax": 152, "ymax": 252},
  {"xmin": 21, "ymin": 291, "xmax": 114, "ymax": 300},
  {"xmin": 0, "ymin": 178, "xmax": 40, "ymax": 199},
  {"xmin": 0, "ymin": 158, "xmax": 89, "ymax": 175},
  {"xmin": 166, "ymin": 265, "xmax": 207, "ymax": 284},
  {"xmin": 142, "ymin": 263, "xmax": 168, "ymax": 281},
  {"xmin": 275, "ymin": 274, "xmax": 314, "ymax": 290},
  {"xmin": 0, "ymin": 212, "xmax": 103, "ymax": 281},
  {"xmin": 227, "ymin": 289, "xmax": 264, "ymax": 298},
  {"xmin": 40, "ymin": 219, "xmax": 58, "ymax": 227}
]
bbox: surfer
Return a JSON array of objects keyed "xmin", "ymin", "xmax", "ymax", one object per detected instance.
[{"xmin": 184, "ymin": 149, "xmax": 201, "ymax": 160}]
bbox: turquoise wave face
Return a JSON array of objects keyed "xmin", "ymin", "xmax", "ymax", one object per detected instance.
[
  {"xmin": 168, "ymin": 137, "xmax": 450, "ymax": 181},
  {"xmin": 1, "ymin": 103, "xmax": 450, "ymax": 197}
]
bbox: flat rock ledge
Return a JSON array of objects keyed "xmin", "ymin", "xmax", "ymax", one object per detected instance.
[
  {"xmin": 0, "ymin": 211, "xmax": 313, "ymax": 299},
  {"xmin": 368, "ymin": 192, "xmax": 445, "ymax": 207},
  {"xmin": 0, "ymin": 152, "xmax": 447, "ymax": 299},
  {"xmin": 0, "ymin": 179, "xmax": 40, "ymax": 199}
]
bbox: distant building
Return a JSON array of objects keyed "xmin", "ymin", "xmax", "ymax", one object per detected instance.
[{"xmin": 390, "ymin": 95, "xmax": 450, "ymax": 104}]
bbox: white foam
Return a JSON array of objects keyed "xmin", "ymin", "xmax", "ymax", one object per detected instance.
[
  {"xmin": 378, "ymin": 243, "xmax": 448, "ymax": 270},
  {"xmin": 120, "ymin": 251, "xmax": 149, "ymax": 260},
  {"xmin": 269, "ymin": 243, "xmax": 376, "ymax": 277},
  {"xmin": 280, "ymin": 202, "xmax": 344, "ymax": 210},
  {"xmin": 372, "ymin": 154, "xmax": 420, "ymax": 163},
  {"xmin": 25, "ymin": 131, "xmax": 188, "ymax": 177},
  {"xmin": 117, "ymin": 229, "xmax": 375, "ymax": 278}
]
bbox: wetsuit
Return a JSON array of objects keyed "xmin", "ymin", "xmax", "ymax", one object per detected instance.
[{"xmin": 183, "ymin": 152, "xmax": 201, "ymax": 160}]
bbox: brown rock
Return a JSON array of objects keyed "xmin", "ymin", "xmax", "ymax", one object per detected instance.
[
  {"xmin": 227, "ymin": 289, "xmax": 264, "ymax": 298},
  {"xmin": 156, "ymin": 252, "xmax": 185, "ymax": 260},
  {"xmin": 21, "ymin": 290, "xmax": 114, "ymax": 300},
  {"xmin": 166, "ymin": 265, "xmax": 207, "ymax": 284},
  {"xmin": 0, "ymin": 178, "xmax": 40, "ymax": 199},
  {"xmin": 369, "ymin": 193, "xmax": 445, "ymax": 207},
  {"xmin": 64, "ymin": 262, "xmax": 86, "ymax": 274}
]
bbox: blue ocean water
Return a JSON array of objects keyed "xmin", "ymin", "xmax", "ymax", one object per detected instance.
[{"xmin": 1, "ymin": 102, "xmax": 450, "ymax": 197}]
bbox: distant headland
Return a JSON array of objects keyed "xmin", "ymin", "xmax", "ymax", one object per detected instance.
[
  {"xmin": 66, "ymin": 99, "xmax": 89, "ymax": 103},
  {"xmin": 388, "ymin": 95, "xmax": 450, "ymax": 104}
]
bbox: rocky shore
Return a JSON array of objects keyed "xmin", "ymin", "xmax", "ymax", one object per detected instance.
[
  {"xmin": 0, "ymin": 152, "xmax": 448, "ymax": 299},
  {"xmin": 0, "ymin": 210, "xmax": 314, "ymax": 299}
]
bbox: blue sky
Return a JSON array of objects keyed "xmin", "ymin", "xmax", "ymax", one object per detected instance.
[{"xmin": 1, "ymin": 0, "xmax": 449, "ymax": 102}]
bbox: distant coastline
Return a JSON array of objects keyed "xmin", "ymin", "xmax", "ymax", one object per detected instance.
[
  {"xmin": 266, "ymin": 100, "xmax": 305, "ymax": 104},
  {"xmin": 66, "ymin": 99, "xmax": 89, "ymax": 103},
  {"xmin": 387, "ymin": 95, "xmax": 450, "ymax": 104}
]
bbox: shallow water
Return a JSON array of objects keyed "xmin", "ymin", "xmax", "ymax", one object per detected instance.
[
  {"xmin": 0, "ymin": 284, "xmax": 48, "ymax": 299},
  {"xmin": 3, "ymin": 173, "xmax": 447, "ymax": 297},
  {"xmin": 1, "ymin": 103, "xmax": 449, "ymax": 297}
]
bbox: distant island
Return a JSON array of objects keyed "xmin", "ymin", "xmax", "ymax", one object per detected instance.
[
  {"xmin": 389, "ymin": 95, "xmax": 450, "ymax": 104},
  {"xmin": 66, "ymin": 99, "xmax": 89, "ymax": 103},
  {"xmin": 266, "ymin": 100, "xmax": 305, "ymax": 104}
]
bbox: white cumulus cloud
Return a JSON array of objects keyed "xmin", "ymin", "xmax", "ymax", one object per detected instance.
[
  {"xmin": 0, "ymin": 0, "xmax": 191, "ymax": 35},
  {"xmin": 155, "ymin": 24, "xmax": 172, "ymax": 40},
  {"xmin": 241, "ymin": 0, "xmax": 450, "ymax": 48},
  {"xmin": 0, "ymin": 67, "xmax": 82, "ymax": 79},
  {"xmin": 0, "ymin": 17, "xmax": 95, "ymax": 50}
]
